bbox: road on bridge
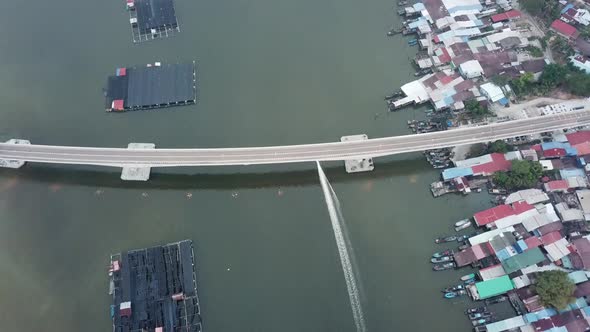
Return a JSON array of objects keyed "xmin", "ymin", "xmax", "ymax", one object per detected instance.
[{"xmin": 1, "ymin": 110, "xmax": 589, "ymax": 167}]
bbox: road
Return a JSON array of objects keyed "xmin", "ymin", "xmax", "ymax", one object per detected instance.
[{"xmin": 1, "ymin": 110, "xmax": 590, "ymax": 167}]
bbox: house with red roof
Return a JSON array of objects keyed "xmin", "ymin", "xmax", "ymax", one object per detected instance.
[
  {"xmin": 544, "ymin": 180, "xmax": 569, "ymax": 192},
  {"xmin": 491, "ymin": 10, "xmax": 521, "ymax": 23},
  {"xmin": 473, "ymin": 202, "xmax": 535, "ymax": 227},
  {"xmin": 567, "ymin": 131, "xmax": 590, "ymax": 145},
  {"xmin": 550, "ymin": 19, "xmax": 580, "ymax": 41},
  {"xmin": 471, "ymin": 153, "xmax": 512, "ymax": 176}
]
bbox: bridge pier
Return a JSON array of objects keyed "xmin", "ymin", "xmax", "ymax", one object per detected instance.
[
  {"xmin": 0, "ymin": 139, "xmax": 30, "ymax": 169},
  {"xmin": 340, "ymin": 134, "xmax": 374, "ymax": 173},
  {"xmin": 120, "ymin": 143, "xmax": 155, "ymax": 181}
]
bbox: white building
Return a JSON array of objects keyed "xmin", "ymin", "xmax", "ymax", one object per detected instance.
[
  {"xmin": 459, "ymin": 60, "xmax": 484, "ymax": 79},
  {"xmin": 479, "ymin": 82, "xmax": 505, "ymax": 103},
  {"xmin": 571, "ymin": 55, "xmax": 590, "ymax": 74}
]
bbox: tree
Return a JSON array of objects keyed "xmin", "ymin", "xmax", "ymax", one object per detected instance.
[
  {"xmin": 511, "ymin": 72, "xmax": 534, "ymax": 96},
  {"xmin": 566, "ymin": 72, "xmax": 590, "ymax": 96},
  {"xmin": 493, "ymin": 160, "xmax": 543, "ymax": 190},
  {"xmin": 464, "ymin": 99, "xmax": 490, "ymax": 118},
  {"xmin": 488, "ymin": 140, "xmax": 514, "ymax": 153},
  {"xmin": 491, "ymin": 75, "xmax": 509, "ymax": 88},
  {"xmin": 535, "ymin": 271, "xmax": 576, "ymax": 310},
  {"xmin": 525, "ymin": 45, "xmax": 544, "ymax": 57},
  {"xmin": 539, "ymin": 64, "xmax": 568, "ymax": 88},
  {"xmin": 520, "ymin": 0, "xmax": 544, "ymax": 15}
]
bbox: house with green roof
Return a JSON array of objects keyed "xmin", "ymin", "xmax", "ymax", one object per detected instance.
[
  {"xmin": 472, "ymin": 275, "xmax": 515, "ymax": 300},
  {"xmin": 501, "ymin": 247, "xmax": 546, "ymax": 275}
]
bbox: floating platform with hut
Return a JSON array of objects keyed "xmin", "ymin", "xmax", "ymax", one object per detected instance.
[
  {"xmin": 104, "ymin": 61, "xmax": 197, "ymax": 112},
  {"xmin": 125, "ymin": 0, "xmax": 180, "ymax": 43},
  {"xmin": 108, "ymin": 240, "xmax": 203, "ymax": 332}
]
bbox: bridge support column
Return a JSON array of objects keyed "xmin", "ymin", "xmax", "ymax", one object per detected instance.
[
  {"xmin": 121, "ymin": 143, "xmax": 155, "ymax": 181},
  {"xmin": 0, "ymin": 139, "xmax": 30, "ymax": 169},
  {"xmin": 340, "ymin": 134, "xmax": 374, "ymax": 173}
]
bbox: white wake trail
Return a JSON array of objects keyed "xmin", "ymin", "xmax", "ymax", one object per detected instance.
[{"xmin": 316, "ymin": 161, "xmax": 367, "ymax": 332}]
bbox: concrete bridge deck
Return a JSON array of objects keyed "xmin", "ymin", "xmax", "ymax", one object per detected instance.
[{"xmin": 1, "ymin": 110, "xmax": 589, "ymax": 167}]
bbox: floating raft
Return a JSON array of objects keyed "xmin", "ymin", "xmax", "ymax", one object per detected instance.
[
  {"xmin": 108, "ymin": 240, "xmax": 203, "ymax": 332},
  {"xmin": 105, "ymin": 62, "xmax": 197, "ymax": 112},
  {"xmin": 125, "ymin": 0, "xmax": 180, "ymax": 43}
]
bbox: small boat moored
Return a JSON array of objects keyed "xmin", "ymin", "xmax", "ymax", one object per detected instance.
[
  {"xmin": 442, "ymin": 284, "xmax": 464, "ymax": 293},
  {"xmin": 460, "ymin": 273, "xmax": 476, "ymax": 281},
  {"xmin": 431, "ymin": 256, "xmax": 453, "ymax": 264},
  {"xmin": 454, "ymin": 219, "xmax": 470, "ymax": 227},
  {"xmin": 435, "ymin": 235, "xmax": 457, "ymax": 244},
  {"xmin": 469, "ymin": 312, "xmax": 492, "ymax": 320},
  {"xmin": 432, "ymin": 249, "xmax": 453, "ymax": 258},
  {"xmin": 472, "ymin": 317, "xmax": 494, "ymax": 327},
  {"xmin": 444, "ymin": 289, "xmax": 466, "ymax": 299},
  {"xmin": 486, "ymin": 295, "xmax": 508, "ymax": 305},
  {"xmin": 433, "ymin": 262, "xmax": 456, "ymax": 271},
  {"xmin": 466, "ymin": 306, "xmax": 488, "ymax": 314},
  {"xmin": 455, "ymin": 221, "xmax": 472, "ymax": 232}
]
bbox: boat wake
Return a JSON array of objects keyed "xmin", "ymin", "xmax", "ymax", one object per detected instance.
[{"xmin": 316, "ymin": 162, "xmax": 367, "ymax": 332}]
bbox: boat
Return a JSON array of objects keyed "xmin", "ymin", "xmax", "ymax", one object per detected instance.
[
  {"xmin": 454, "ymin": 219, "xmax": 470, "ymax": 227},
  {"xmin": 408, "ymin": 39, "xmax": 418, "ymax": 45},
  {"xmin": 464, "ymin": 278, "xmax": 476, "ymax": 285},
  {"xmin": 472, "ymin": 317, "xmax": 494, "ymax": 326},
  {"xmin": 435, "ymin": 235, "xmax": 457, "ymax": 243},
  {"xmin": 398, "ymin": 0, "xmax": 408, "ymax": 5},
  {"xmin": 458, "ymin": 243, "xmax": 469, "ymax": 250},
  {"xmin": 397, "ymin": 8, "xmax": 406, "ymax": 15},
  {"xmin": 444, "ymin": 291, "xmax": 457, "ymax": 299},
  {"xmin": 385, "ymin": 91, "xmax": 403, "ymax": 100},
  {"xmin": 455, "ymin": 221, "xmax": 472, "ymax": 232},
  {"xmin": 469, "ymin": 312, "xmax": 492, "ymax": 320},
  {"xmin": 433, "ymin": 262, "xmax": 455, "ymax": 271},
  {"xmin": 444, "ymin": 289, "xmax": 466, "ymax": 298},
  {"xmin": 432, "ymin": 249, "xmax": 453, "ymax": 258},
  {"xmin": 456, "ymin": 234, "xmax": 470, "ymax": 242},
  {"xmin": 414, "ymin": 68, "xmax": 433, "ymax": 77},
  {"xmin": 460, "ymin": 273, "xmax": 476, "ymax": 281},
  {"xmin": 442, "ymin": 284, "xmax": 464, "ymax": 293},
  {"xmin": 387, "ymin": 28, "xmax": 401, "ymax": 36},
  {"xmin": 431, "ymin": 256, "xmax": 453, "ymax": 263},
  {"xmin": 466, "ymin": 306, "xmax": 488, "ymax": 314}
]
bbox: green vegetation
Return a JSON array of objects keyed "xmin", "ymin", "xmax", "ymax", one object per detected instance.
[
  {"xmin": 464, "ymin": 99, "xmax": 490, "ymax": 118},
  {"xmin": 493, "ymin": 160, "xmax": 543, "ymax": 190},
  {"xmin": 466, "ymin": 141, "xmax": 515, "ymax": 158},
  {"xmin": 491, "ymin": 75, "xmax": 510, "ymax": 88},
  {"xmin": 488, "ymin": 140, "xmax": 514, "ymax": 154},
  {"xmin": 525, "ymin": 45, "xmax": 544, "ymax": 57},
  {"xmin": 520, "ymin": 0, "xmax": 543, "ymax": 15},
  {"xmin": 567, "ymin": 72, "xmax": 590, "ymax": 96},
  {"xmin": 535, "ymin": 271, "xmax": 576, "ymax": 310},
  {"xmin": 581, "ymin": 26, "xmax": 590, "ymax": 40},
  {"xmin": 521, "ymin": 0, "xmax": 560, "ymax": 23},
  {"xmin": 510, "ymin": 63, "xmax": 590, "ymax": 97}
]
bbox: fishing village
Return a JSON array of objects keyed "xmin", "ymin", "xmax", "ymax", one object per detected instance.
[{"xmin": 384, "ymin": 0, "xmax": 590, "ymax": 327}]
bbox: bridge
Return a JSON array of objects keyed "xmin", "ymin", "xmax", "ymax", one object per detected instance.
[{"xmin": 1, "ymin": 110, "xmax": 590, "ymax": 168}]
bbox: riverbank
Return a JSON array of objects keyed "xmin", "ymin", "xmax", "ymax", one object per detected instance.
[{"xmin": 428, "ymin": 124, "xmax": 590, "ymax": 330}]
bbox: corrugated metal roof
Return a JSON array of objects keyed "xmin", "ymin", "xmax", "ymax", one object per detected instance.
[
  {"xmin": 441, "ymin": 167, "xmax": 473, "ymax": 180},
  {"xmin": 475, "ymin": 275, "xmax": 514, "ymax": 299},
  {"xmin": 479, "ymin": 264, "xmax": 507, "ymax": 281},
  {"xmin": 469, "ymin": 227, "xmax": 515, "ymax": 245},
  {"xmin": 484, "ymin": 315, "xmax": 526, "ymax": 332},
  {"xmin": 567, "ymin": 131, "xmax": 590, "ymax": 145},
  {"xmin": 569, "ymin": 271, "xmax": 589, "ymax": 284},
  {"xmin": 501, "ymin": 247, "xmax": 546, "ymax": 274},
  {"xmin": 560, "ymin": 168, "xmax": 586, "ymax": 179}
]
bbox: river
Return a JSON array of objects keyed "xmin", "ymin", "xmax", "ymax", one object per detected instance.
[{"xmin": 0, "ymin": 0, "xmax": 494, "ymax": 330}]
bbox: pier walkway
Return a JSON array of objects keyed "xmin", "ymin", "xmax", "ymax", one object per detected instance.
[{"xmin": 1, "ymin": 110, "xmax": 590, "ymax": 168}]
